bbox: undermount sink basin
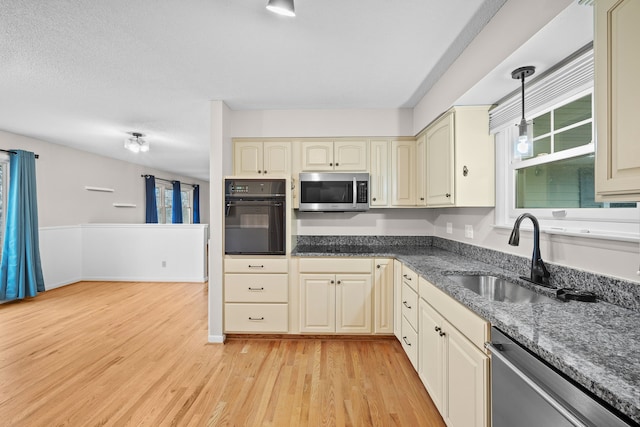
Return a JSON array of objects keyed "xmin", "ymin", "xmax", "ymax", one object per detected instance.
[{"xmin": 446, "ymin": 274, "xmax": 556, "ymax": 304}]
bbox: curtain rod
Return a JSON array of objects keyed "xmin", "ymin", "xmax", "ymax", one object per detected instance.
[
  {"xmin": 0, "ymin": 148, "xmax": 40, "ymax": 159},
  {"xmin": 141, "ymin": 174, "xmax": 198, "ymax": 188}
]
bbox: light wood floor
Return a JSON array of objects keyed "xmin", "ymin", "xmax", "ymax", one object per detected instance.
[{"xmin": 0, "ymin": 281, "xmax": 445, "ymax": 426}]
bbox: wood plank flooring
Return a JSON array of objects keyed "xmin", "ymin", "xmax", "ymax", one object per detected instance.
[{"xmin": 0, "ymin": 281, "xmax": 445, "ymax": 426}]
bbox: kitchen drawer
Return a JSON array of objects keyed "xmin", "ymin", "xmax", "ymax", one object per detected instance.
[
  {"xmin": 401, "ymin": 315, "xmax": 418, "ymax": 370},
  {"xmin": 224, "ymin": 274, "xmax": 288, "ymax": 303},
  {"xmin": 402, "ymin": 281, "xmax": 419, "ymax": 330},
  {"xmin": 419, "ymin": 277, "xmax": 489, "ymax": 351},
  {"xmin": 224, "ymin": 303, "xmax": 288, "ymax": 332},
  {"xmin": 299, "ymin": 257, "xmax": 372, "ymax": 273},
  {"xmin": 224, "ymin": 257, "xmax": 288, "ymax": 274},
  {"xmin": 402, "ymin": 265, "xmax": 418, "ymax": 291}
]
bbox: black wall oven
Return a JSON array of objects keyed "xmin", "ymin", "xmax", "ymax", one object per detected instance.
[{"xmin": 224, "ymin": 178, "xmax": 286, "ymax": 255}]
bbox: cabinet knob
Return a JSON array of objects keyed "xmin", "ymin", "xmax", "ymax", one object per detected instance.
[
  {"xmin": 335, "ymin": 162, "xmax": 339, "ymax": 166},
  {"xmin": 376, "ymin": 264, "xmax": 381, "ymax": 269},
  {"xmin": 337, "ymin": 280, "xmax": 341, "ymax": 284},
  {"xmin": 372, "ymin": 197, "xmax": 377, "ymax": 201},
  {"xmin": 463, "ymin": 165, "xmax": 469, "ymax": 177},
  {"xmin": 420, "ymin": 197, "xmax": 424, "ymax": 201},
  {"xmin": 329, "ymin": 162, "xmax": 333, "ymax": 166},
  {"xmin": 258, "ymin": 170, "xmax": 262, "ymax": 174},
  {"xmin": 330, "ymin": 280, "xmax": 335, "ymax": 284},
  {"xmin": 445, "ymin": 193, "xmax": 451, "ymax": 198},
  {"xmin": 264, "ymin": 170, "xmax": 268, "ymax": 174}
]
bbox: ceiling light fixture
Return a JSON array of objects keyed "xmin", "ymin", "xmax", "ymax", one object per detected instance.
[
  {"xmin": 124, "ymin": 132, "xmax": 149, "ymax": 153},
  {"xmin": 266, "ymin": 0, "xmax": 295, "ymax": 17},
  {"xmin": 512, "ymin": 66, "xmax": 535, "ymax": 158}
]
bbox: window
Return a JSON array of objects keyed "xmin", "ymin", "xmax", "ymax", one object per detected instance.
[
  {"xmin": 155, "ymin": 182, "xmax": 192, "ymax": 224},
  {"xmin": 496, "ymin": 89, "xmax": 639, "ymax": 240},
  {"xmin": 0, "ymin": 154, "xmax": 8, "ymax": 251}
]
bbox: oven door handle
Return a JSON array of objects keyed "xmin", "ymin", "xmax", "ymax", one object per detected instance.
[
  {"xmin": 485, "ymin": 342, "xmax": 588, "ymax": 427},
  {"xmin": 225, "ymin": 202, "xmax": 283, "ymax": 207}
]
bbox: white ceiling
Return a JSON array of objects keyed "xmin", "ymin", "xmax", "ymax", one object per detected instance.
[{"xmin": 0, "ymin": 0, "xmax": 591, "ymax": 182}]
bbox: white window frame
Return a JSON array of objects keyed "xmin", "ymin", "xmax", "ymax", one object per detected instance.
[
  {"xmin": 0, "ymin": 153, "xmax": 9, "ymax": 251},
  {"xmin": 156, "ymin": 182, "xmax": 193, "ymax": 224},
  {"xmin": 495, "ymin": 87, "xmax": 640, "ymax": 242}
]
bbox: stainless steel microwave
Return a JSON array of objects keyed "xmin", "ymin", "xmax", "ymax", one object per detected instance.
[{"xmin": 298, "ymin": 172, "xmax": 369, "ymax": 212}]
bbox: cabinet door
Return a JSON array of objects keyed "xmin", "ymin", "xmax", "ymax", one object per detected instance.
[
  {"xmin": 391, "ymin": 140, "xmax": 416, "ymax": 206},
  {"xmin": 445, "ymin": 321, "xmax": 488, "ymax": 427},
  {"xmin": 301, "ymin": 141, "xmax": 334, "ymax": 171},
  {"xmin": 426, "ymin": 113, "xmax": 455, "ymax": 206},
  {"xmin": 370, "ymin": 140, "xmax": 390, "ymax": 206},
  {"xmin": 263, "ymin": 142, "xmax": 291, "ymax": 176},
  {"xmin": 299, "ymin": 274, "xmax": 335, "ymax": 333},
  {"xmin": 418, "ymin": 299, "xmax": 445, "ymax": 413},
  {"xmin": 336, "ymin": 274, "xmax": 372, "ymax": 333},
  {"xmin": 234, "ymin": 141, "xmax": 263, "ymax": 176},
  {"xmin": 595, "ymin": 0, "xmax": 640, "ymax": 201},
  {"xmin": 415, "ymin": 135, "xmax": 427, "ymax": 206},
  {"xmin": 373, "ymin": 259, "xmax": 393, "ymax": 334},
  {"xmin": 393, "ymin": 260, "xmax": 402, "ymax": 340},
  {"xmin": 334, "ymin": 140, "xmax": 368, "ymax": 171}
]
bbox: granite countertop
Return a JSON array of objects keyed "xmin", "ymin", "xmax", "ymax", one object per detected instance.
[{"xmin": 292, "ymin": 244, "xmax": 640, "ymax": 425}]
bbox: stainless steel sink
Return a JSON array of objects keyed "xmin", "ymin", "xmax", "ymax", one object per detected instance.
[{"xmin": 446, "ymin": 274, "xmax": 556, "ymax": 304}]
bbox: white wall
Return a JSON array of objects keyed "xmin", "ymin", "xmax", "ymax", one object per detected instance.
[
  {"xmin": 0, "ymin": 129, "xmax": 210, "ymax": 227},
  {"xmin": 430, "ymin": 207, "xmax": 640, "ymax": 283},
  {"xmin": 40, "ymin": 226, "xmax": 82, "ymax": 289},
  {"xmin": 81, "ymin": 224, "xmax": 208, "ymax": 282}
]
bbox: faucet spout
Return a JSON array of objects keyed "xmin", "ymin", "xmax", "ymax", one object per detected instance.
[{"xmin": 508, "ymin": 213, "xmax": 551, "ymax": 287}]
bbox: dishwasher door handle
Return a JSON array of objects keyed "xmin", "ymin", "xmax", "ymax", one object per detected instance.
[{"xmin": 485, "ymin": 342, "xmax": 589, "ymax": 427}]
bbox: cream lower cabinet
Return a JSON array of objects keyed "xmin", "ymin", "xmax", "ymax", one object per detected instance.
[
  {"xmin": 418, "ymin": 277, "xmax": 489, "ymax": 427},
  {"xmin": 399, "ymin": 264, "xmax": 419, "ymax": 369},
  {"xmin": 393, "ymin": 259, "xmax": 403, "ymax": 340},
  {"xmin": 594, "ymin": 0, "xmax": 640, "ymax": 201},
  {"xmin": 224, "ymin": 257, "xmax": 289, "ymax": 333},
  {"xmin": 373, "ymin": 258, "xmax": 394, "ymax": 334},
  {"xmin": 299, "ymin": 258, "xmax": 372, "ymax": 334}
]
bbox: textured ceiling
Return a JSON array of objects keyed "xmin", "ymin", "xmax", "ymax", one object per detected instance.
[{"xmin": 0, "ymin": 1, "xmax": 591, "ymax": 181}]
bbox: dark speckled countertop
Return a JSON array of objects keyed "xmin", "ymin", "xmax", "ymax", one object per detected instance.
[{"xmin": 292, "ymin": 243, "xmax": 640, "ymax": 425}]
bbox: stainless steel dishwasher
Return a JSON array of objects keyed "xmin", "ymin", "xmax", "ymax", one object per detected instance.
[{"xmin": 486, "ymin": 327, "xmax": 635, "ymax": 427}]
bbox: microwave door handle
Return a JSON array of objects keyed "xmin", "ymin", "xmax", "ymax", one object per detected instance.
[{"xmin": 352, "ymin": 177, "xmax": 357, "ymax": 208}]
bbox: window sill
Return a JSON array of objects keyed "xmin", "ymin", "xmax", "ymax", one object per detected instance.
[{"xmin": 493, "ymin": 224, "xmax": 640, "ymax": 243}]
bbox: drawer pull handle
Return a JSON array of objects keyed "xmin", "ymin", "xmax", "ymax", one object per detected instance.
[
  {"xmin": 248, "ymin": 317, "xmax": 265, "ymax": 321},
  {"xmin": 403, "ymin": 301, "xmax": 412, "ymax": 309},
  {"xmin": 248, "ymin": 265, "xmax": 264, "ymax": 268},
  {"xmin": 439, "ymin": 331, "xmax": 446, "ymax": 337},
  {"xmin": 402, "ymin": 336, "xmax": 411, "ymax": 346},
  {"xmin": 434, "ymin": 326, "xmax": 441, "ymax": 332},
  {"xmin": 248, "ymin": 287, "xmax": 264, "ymax": 291}
]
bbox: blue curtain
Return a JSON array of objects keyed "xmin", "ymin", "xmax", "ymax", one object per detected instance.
[
  {"xmin": 0, "ymin": 150, "xmax": 45, "ymax": 301},
  {"xmin": 144, "ymin": 175, "xmax": 158, "ymax": 223},
  {"xmin": 172, "ymin": 181, "xmax": 183, "ymax": 224},
  {"xmin": 193, "ymin": 184, "xmax": 200, "ymax": 224}
]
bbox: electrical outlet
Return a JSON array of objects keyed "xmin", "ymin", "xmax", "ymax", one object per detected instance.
[
  {"xmin": 465, "ymin": 225, "xmax": 474, "ymax": 239},
  {"xmin": 162, "ymin": 261, "xmax": 167, "ymax": 268},
  {"xmin": 446, "ymin": 222, "xmax": 453, "ymax": 234}
]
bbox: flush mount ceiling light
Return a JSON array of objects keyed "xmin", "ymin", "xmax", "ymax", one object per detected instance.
[
  {"xmin": 124, "ymin": 132, "xmax": 149, "ymax": 153},
  {"xmin": 512, "ymin": 66, "xmax": 536, "ymax": 158},
  {"xmin": 266, "ymin": 0, "xmax": 295, "ymax": 17}
]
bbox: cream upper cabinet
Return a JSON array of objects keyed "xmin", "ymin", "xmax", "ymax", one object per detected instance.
[
  {"xmin": 415, "ymin": 135, "xmax": 428, "ymax": 206},
  {"xmin": 595, "ymin": 0, "xmax": 640, "ymax": 201},
  {"xmin": 391, "ymin": 140, "xmax": 416, "ymax": 206},
  {"xmin": 301, "ymin": 140, "xmax": 367, "ymax": 171},
  {"xmin": 425, "ymin": 107, "xmax": 494, "ymax": 207},
  {"xmin": 233, "ymin": 141, "xmax": 291, "ymax": 176},
  {"xmin": 369, "ymin": 140, "xmax": 390, "ymax": 206},
  {"xmin": 373, "ymin": 259, "xmax": 394, "ymax": 334}
]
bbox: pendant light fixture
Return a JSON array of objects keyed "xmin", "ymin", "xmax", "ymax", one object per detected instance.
[
  {"xmin": 124, "ymin": 132, "xmax": 150, "ymax": 153},
  {"xmin": 512, "ymin": 66, "xmax": 535, "ymax": 158},
  {"xmin": 266, "ymin": 0, "xmax": 295, "ymax": 17}
]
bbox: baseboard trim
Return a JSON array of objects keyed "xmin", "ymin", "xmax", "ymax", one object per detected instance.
[
  {"xmin": 224, "ymin": 333, "xmax": 397, "ymax": 341},
  {"xmin": 208, "ymin": 334, "xmax": 226, "ymax": 343}
]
